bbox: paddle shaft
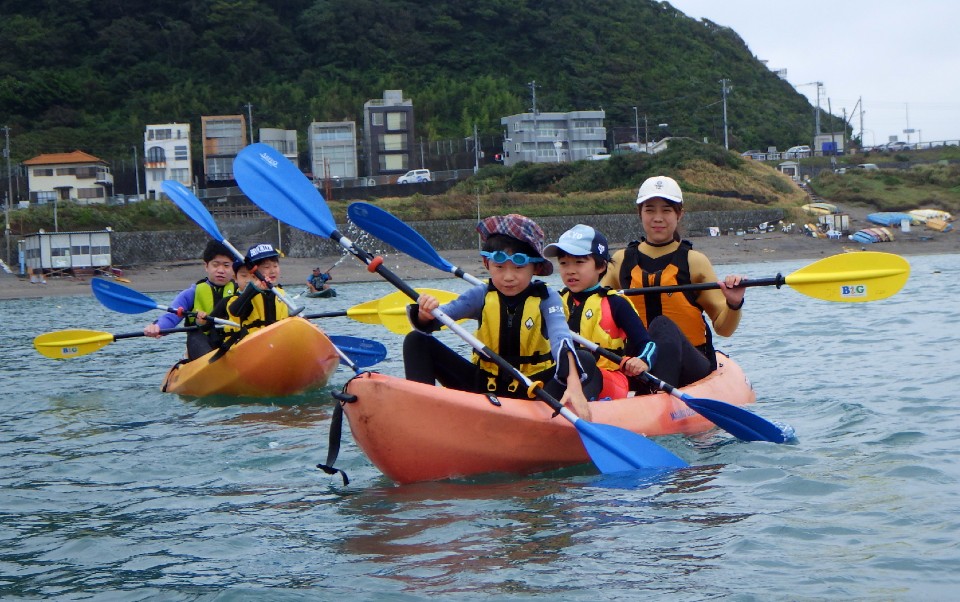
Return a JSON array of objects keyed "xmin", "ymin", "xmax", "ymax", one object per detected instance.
[
  {"xmin": 116, "ymin": 326, "xmax": 200, "ymax": 340},
  {"xmin": 617, "ymin": 275, "xmax": 783, "ymax": 296}
]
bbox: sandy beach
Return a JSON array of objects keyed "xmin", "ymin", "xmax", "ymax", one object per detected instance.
[{"xmin": 2, "ymin": 222, "xmax": 955, "ymax": 301}]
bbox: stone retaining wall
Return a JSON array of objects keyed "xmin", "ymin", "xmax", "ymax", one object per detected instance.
[{"xmin": 110, "ymin": 208, "xmax": 785, "ymax": 265}]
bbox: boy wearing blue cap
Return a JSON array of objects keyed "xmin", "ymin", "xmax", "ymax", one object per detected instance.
[
  {"xmin": 404, "ymin": 214, "xmax": 600, "ymax": 420},
  {"xmin": 544, "ymin": 224, "xmax": 656, "ymax": 399}
]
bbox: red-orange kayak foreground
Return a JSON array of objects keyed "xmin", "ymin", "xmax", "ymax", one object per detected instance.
[
  {"xmin": 342, "ymin": 352, "xmax": 756, "ymax": 484},
  {"xmin": 161, "ymin": 317, "xmax": 340, "ymax": 397}
]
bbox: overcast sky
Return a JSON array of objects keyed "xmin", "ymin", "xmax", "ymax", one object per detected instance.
[{"xmin": 667, "ymin": 0, "xmax": 960, "ymax": 146}]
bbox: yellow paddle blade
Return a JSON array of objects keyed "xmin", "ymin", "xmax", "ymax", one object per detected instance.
[
  {"xmin": 784, "ymin": 251, "xmax": 910, "ymax": 302},
  {"xmin": 345, "ymin": 296, "xmax": 384, "ymax": 325},
  {"xmin": 33, "ymin": 329, "xmax": 115, "ymax": 359},
  {"xmin": 377, "ymin": 288, "xmax": 462, "ymax": 335}
]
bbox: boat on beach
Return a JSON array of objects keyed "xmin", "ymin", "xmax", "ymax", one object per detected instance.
[
  {"xmin": 161, "ymin": 317, "xmax": 340, "ymax": 397},
  {"xmin": 340, "ymin": 352, "xmax": 755, "ymax": 484}
]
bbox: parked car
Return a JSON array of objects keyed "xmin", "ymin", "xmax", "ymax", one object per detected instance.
[
  {"xmin": 784, "ymin": 145, "xmax": 811, "ymax": 158},
  {"xmin": 884, "ymin": 141, "xmax": 913, "ymax": 152},
  {"xmin": 396, "ymin": 169, "xmax": 432, "ymax": 184},
  {"xmin": 740, "ymin": 149, "xmax": 765, "ymax": 159},
  {"xmin": 857, "ymin": 163, "xmax": 879, "ymax": 171}
]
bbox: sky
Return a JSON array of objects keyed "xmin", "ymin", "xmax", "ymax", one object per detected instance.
[{"xmin": 667, "ymin": 0, "xmax": 960, "ymax": 146}]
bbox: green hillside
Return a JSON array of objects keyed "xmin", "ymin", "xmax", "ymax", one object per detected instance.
[{"xmin": 1, "ymin": 0, "xmax": 830, "ymax": 165}]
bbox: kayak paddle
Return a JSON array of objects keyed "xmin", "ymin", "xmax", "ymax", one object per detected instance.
[
  {"xmin": 160, "ymin": 180, "xmax": 303, "ymax": 315},
  {"xmin": 615, "ymin": 251, "xmax": 910, "ymax": 303},
  {"xmin": 234, "ymin": 142, "xmax": 688, "ymax": 473},
  {"xmin": 346, "ymin": 201, "xmax": 793, "ymax": 444},
  {"xmin": 35, "ymin": 326, "xmax": 201, "ymax": 359},
  {"xmin": 302, "ymin": 288, "xmax": 460, "ymax": 333},
  {"xmin": 91, "ymin": 278, "xmax": 240, "ymax": 329},
  {"xmin": 34, "ymin": 326, "xmax": 386, "ymax": 369}
]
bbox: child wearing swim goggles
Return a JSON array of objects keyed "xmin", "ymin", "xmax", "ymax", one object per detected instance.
[{"xmin": 404, "ymin": 214, "xmax": 600, "ymax": 419}]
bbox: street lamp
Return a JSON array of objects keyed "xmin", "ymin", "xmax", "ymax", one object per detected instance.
[{"xmin": 632, "ymin": 107, "xmax": 640, "ymax": 144}]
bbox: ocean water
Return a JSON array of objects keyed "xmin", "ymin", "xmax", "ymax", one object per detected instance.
[{"xmin": 1, "ymin": 253, "xmax": 957, "ymax": 600}]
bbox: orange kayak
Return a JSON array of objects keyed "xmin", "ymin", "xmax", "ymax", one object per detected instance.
[
  {"xmin": 342, "ymin": 352, "xmax": 755, "ymax": 483},
  {"xmin": 161, "ymin": 317, "xmax": 340, "ymax": 397}
]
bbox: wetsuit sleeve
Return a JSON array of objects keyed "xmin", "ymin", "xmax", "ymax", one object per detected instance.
[
  {"xmin": 608, "ymin": 294, "xmax": 652, "ymax": 355},
  {"xmin": 200, "ymin": 297, "xmax": 230, "ymax": 333},
  {"xmin": 600, "ymin": 248, "xmax": 627, "ymax": 289},
  {"xmin": 688, "ymin": 249, "xmax": 742, "ymax": 337},
  {"xmin": 408, "ymin": 284, "xmax": 484, "ymax": 332},
  {"xmin": 228, "ymin": 282, "xmax": 261, "ymax": 321},
  {"xmin": 155, "ymin": 285, "xmax": 196, "ymax": 330},
  {"xmin": 540, "ymin": 289, "xmax": 590, "ymax": 384}
]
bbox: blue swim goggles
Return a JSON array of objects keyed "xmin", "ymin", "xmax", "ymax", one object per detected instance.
[{"xmin": 480, "ymin": 250, "xmax": 545, "ymax": 266}]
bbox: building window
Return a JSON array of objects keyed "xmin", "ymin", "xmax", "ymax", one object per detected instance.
[
  {"xmin": 379, "ymin": 154, "xmax": 408, "ymax": 171},
  {"xmin": 381, "ymin": 133, "xmax": 406, "ymax": 152},
  {"xmin": 147, "ymin": 147, "xmax": 166, "ymax": 162},
  {"xmin": 33, "ymin": 168, "xmax": 54, "ymax": 177},
  {"xmin": 77, "ymin": 187, "xmax": 105, "ymax": 199},
  {"xmin": 174, "ymin": 145, "xmax": 189, "ymax": 160},
  {"xmin": 371, "ymin": 113, "xmax": 384, "ymax": 127},
  {"xmin": 170, "ymin": 168, "xmax": 189, "ymax": 183},
  {"xmin": 386, "ymin": 112, "xmax": 407, "ymax": 130}
]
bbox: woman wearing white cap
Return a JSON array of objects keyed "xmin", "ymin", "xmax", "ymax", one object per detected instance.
[{"xmin": 601, "ymin": 176, "xmax": 746, "ymax": 387}]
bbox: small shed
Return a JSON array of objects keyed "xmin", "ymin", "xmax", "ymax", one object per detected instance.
[
  {"xmin": 23, "ymin": 229, "xmax": 113, "ymax": 275},
  {"xmin": 778, "ymin": 161, "xmax": 800, "ymax": 182}
]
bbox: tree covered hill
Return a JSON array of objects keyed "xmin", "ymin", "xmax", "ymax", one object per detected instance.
[{"xmin": 0, "ymin": 0, "xmax": 826, "ymax": 163}]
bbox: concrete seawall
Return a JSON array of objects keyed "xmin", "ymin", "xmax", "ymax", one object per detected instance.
[{"xmin": 112, "ymin": 209, "xmax": 786, "ymax": 266}]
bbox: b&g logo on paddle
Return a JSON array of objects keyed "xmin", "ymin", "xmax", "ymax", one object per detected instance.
[{"xmin": 840, "ymin": 284, "xmax": 867, "ymax": 298}]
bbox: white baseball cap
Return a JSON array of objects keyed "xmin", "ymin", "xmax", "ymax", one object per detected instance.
[{"xmin": 636, "ymin": 175, "xmax": 683, "ymax": 205}]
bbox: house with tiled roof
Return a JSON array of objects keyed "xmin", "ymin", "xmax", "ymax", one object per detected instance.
[{"xmin": 23, "ymin": 150, "xmax": 113, "ymax": 206}]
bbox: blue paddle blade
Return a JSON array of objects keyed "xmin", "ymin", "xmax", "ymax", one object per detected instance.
[
  {"xmin": 680, "ymin": 395, "xmax": 795, "ymax": 443},
  {"xmin": 347, "ymin": 202, "xmax": 454, "ymax": 272},
  {"xmin": 161, "ymin": 181, "xmax": 224, "ymax": 241},
  {"xmin": 574, "ymin": 419, "xmax": 688, "ymax": 472},
  {"xmin": 91, "ymin": 278, "xmax": 159, "ymax": 314},
  {"xmin": 234, "ymin": 144, "xmax": 335, "ymax": 238},
  {"xmin": 328, "ymin": 335, "xmax": 387, "ymax": 368}
]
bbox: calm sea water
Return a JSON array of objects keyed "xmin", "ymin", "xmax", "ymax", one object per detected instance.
[{"xmin": 2, "ymin": 253, "xmax": 958, "ymax": 600}]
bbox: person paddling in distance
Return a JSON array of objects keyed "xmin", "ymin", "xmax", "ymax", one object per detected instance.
[
  {"xmin": 143, "ymin": 239, "xmax": 237, "ymax": 360},
  {"xmin": 600, "ymin": 175, "xmax": 746, "ymax": 387},
  {"xmin": 403, "ymin": 214, "xmax": 601, "ymax": 419},
  {"xmin": 307, "ymin": 267, "xmax": 332, "ymax": 293},
  {"xmin": 544, "ymin": 225, "xmax": 656, "ymax": 399}
]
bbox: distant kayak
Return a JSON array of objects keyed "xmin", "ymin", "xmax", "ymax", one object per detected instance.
[
  {"xmin": 867, "ymin": 212, "xmax": 923, "ymax": 227},
  {"xmin": 802, "ymin": 202, "xmax": 839, "ymax": 215},
  {"xmin": 305, "ymin": 288, "xmax": 337, "ymax": 298}
]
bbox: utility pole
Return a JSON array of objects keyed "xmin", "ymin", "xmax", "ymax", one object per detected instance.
[
  {"xmin": 473, "ymin": 123, "xmax": 480, "ymax": 174},
  {"xmin": 720, "ymin": 79, "xmax": 731, "ymax": 149},
  {"xmin": 131, "ymin": 145, "xmax": 141, "ymax": 201},
  {"xmin": 632, "ymin": 106, "xmax": 640, "ymax": 144},
  {"xmin": 3, "ymin": 125, "xmax": 11, "ymax": 266},
  {"xmin": 815, "ymin": 82, "xmax": 823, "ymax": 136},
  {"xmin": 244, "ymin": 102, "xmax": 254, "ymax": 143},
  {"xmin": 644, "ymin": 114, "xmax": 649, "ymax": 147}
]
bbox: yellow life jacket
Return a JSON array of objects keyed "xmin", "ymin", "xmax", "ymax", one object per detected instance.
[
  {"xmin": 473, "ymin": 282, "xmax": 554, "ymax": 395},
  {"xmin": 561, "ymin": 288, "xmax": 628, "ymax": 372},
  {"xmin": 189, "ymin": 279, "xmax": 236, "ymax": 327},
  {"xmin": 620, "ymin": 240, "xmax": 713, "ymax": 351},
  {"xmin": 224, "ymin": 285, "xmax": 289, "ymax": 334}
]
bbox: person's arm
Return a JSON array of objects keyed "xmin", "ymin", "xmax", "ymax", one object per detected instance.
[
  {"xmin": 688, "ymin": 250, "xmax": 743, "ymax": 337},
  {"xmin": 145, "ymin": 285, "xmax": 195, "ymax": 335},
  {"xmin": 408, "ymin": 284, "xmax": 482, "ymax": 332},
  {"xmin": 607, "ymin": 295, "xmax": 655, "ymax": 376}
]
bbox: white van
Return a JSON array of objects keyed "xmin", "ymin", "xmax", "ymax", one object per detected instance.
[{"xmin": 397, "ymin": 169, "xmax": 432, "ymax": 184}]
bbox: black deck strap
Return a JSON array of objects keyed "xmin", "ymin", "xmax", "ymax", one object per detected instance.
[{"xmin": 316, "ymin": 382, "xmax": 360, "ymax": 486}]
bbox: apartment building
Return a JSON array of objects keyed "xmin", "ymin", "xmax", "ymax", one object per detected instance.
[
  {"xmin": 363, "ymin": 90, "xmax": 415, "ymax": 178},
  {"xmin": 201, "ymin": 115, "xmax": 247, "ymax": 184},
  {"xmin": 308, "ymin": 121, "xmax": 358, "ymax": 181},
  {"xmin": 500, "ymin": 110, "xmax": 607, "ymax": 166},
  {"xmin": 259, "ymin": 128, "xmax": 298, "ymax": 165},
  {"xmin": 143, "ymin": 123, "xmax": 192, "ymax": 199}
]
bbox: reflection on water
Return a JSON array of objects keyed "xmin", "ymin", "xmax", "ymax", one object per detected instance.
[{"xmin": 2, "ymin": 256, "xmax": 959, "ymax": 598}]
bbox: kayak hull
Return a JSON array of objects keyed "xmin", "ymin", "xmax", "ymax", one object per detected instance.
[
  {"xmin": 161, "ymin": 317, "xmax": 340, "ymax": 397},
  {"xmin": 342, "ymin": 352, "xmax": 755, "ymax": 483},
  {"xmin": 305, "ymin": 288, "xmax": 337, "ymax": 298}
]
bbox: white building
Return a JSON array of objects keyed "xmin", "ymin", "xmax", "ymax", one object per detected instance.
[
  {"xmin": 144, "ymin": 123, "xmax": 192, "ymax": 199},
  {"xmin": 23, "ymin": 151, "xmax": 113, "ymax": 206},
  {"xmin": 308, "ymin": 121, "xmax": 358, "ymax": 180},
  {"xmin": 260, "ymin": 128, "xmax": 298, "ymax": 164},
  {"xmin": 500, "ymin": 110, "xmax": 607, "ymax": 166}
]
